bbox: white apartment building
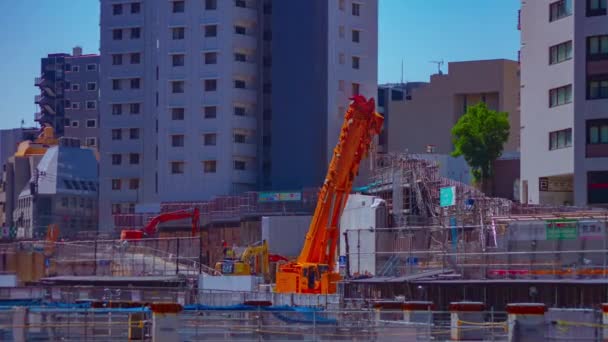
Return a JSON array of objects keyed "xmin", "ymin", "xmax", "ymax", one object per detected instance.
[
  {"xmin": 520, "ymin": 0, "xmax": 608, "ymax": 206},
  {"xmin": 99, "ymin": 0, "xmax": 378, "ymax": 232}
]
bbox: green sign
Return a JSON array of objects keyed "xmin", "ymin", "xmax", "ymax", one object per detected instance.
[
  {"xmin": 440, "ymin": 186, "xmax": 456, "ymax": 207},
  {"xmin": 546, "ymin": 219, "xmax": 578, "ymax": 240}
]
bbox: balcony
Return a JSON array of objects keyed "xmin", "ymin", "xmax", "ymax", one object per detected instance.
[
  {"xmin": 234, "ymin": 2, "xmax": 258, "ymax": 22},
  {"xmin": 43, "ymin": 104, "xmax": 56, "ymax": 115},
  {"xmin": 34, "ymin": 95, "xmax": 47, "ymax": 104},
  {"xmin": 34, "ymin": 77, "xmax": 45, "ymax": 87},
  {"xmin": 233, "ymin": 60, "xmax": 257, "ymax": 76},
  {"xmin": 233, "ymin": 33, "xmax": 257, "ymax": 50},
  {"xmin": 587, "ymin": 144, "xmax": 608, "ymax": 158},
  {"xmin": 233, "ymin": 142, "xmax": 257, "ymax": 157},
  {"xmin": 233, "ymin": 87, "xmax": 257, "ymax": 102},
  {"xmin": 233, "ymin": 114, "xmax": 257, "ymax": 130},
  {"xmin": 232, "ymin": 170, "xmax": 257, "ymax": 184},
  {"xmin": 34, "ymin": 112, "xmax": 42, "ymax": 121}
]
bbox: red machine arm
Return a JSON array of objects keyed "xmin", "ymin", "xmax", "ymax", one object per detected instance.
[{"xmin": 140, "ymin": 207, "xmax": 200, "ymax": 236}]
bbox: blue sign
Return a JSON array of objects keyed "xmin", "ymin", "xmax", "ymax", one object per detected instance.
[
  {"xmin": 406, "ymin": 257, "xmax": 418, "ymax": 265},
  {"xmin": 338, "ymin": 256, "xmax": 347, "ymax": 267}
]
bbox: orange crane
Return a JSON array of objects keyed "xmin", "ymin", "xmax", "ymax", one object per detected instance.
[
  {"xmin": 275, "ymin": 95, "xmax": 383, "ymax": 294},
  {"xmin": 120, "ymin": 208, "xmax": 200, "ymax": 240}
]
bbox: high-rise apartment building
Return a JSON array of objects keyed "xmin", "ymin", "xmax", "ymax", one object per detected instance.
[
  {"xmin": 520, "ymin": 0, "xmax": 608, "ymax": 206},
  {"xmin": 35, "ymin": 47, "xmax": 100, "ymax": 147},
  {"xmin": 99, "ymin": 0, "xmax": 378, "ymax": 232}
]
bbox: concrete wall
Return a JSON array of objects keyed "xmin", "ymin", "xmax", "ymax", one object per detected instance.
[
  {"xmin": 388, "ymin": 59, "xmax": 520, "ymax": 156},
  {"xmin": 261, "ymin": 215, "xmax": 311, "ymax": 258},
  {"xmin": 339, "ymin": 194, "xmax": 386, "ymax": 276}
]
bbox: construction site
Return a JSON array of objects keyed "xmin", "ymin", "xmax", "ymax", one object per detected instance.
[{"xmin": 1, "ymin": 97, "xmax": 608, "ymax": 341}]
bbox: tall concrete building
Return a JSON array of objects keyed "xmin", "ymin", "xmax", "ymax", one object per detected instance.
[
  {"xmin": 387, "ymin": 59, "xmax": 520, "ymax": 155},
  {"xmin": 270, "ymin": 0, "xmax": 378, "ymax": 190},
  {"xmin": 99, "ymin": 0, "xmax": 378, "ymax": 232},
  {"xmin": 35, "ymin": 47, "xmax": 100, "ymax": 147},
  {"xmin": 520, "ymin": 0, "xmax": 608, "ymax": 206}
]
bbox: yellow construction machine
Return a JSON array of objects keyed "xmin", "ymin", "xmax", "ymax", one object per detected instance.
[{"xmin": 215, "ymin": 240, "xmax": 270, "ymax": 277}]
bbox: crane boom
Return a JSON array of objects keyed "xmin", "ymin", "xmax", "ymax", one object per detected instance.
[{"xmin": 275, "ymin": 95, "xmax": 383, "ymax": 294}]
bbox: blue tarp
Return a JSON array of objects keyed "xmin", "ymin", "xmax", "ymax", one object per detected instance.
[{"xmin": 183, "ymin": 304, "xmax": 337, "ymax": 325}]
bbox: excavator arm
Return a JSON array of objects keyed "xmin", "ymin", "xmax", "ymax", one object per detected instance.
[
  {"xmin": 120, "ymin": 207, "xmax": 200, "ymax": 240},
  {"xmin": 276, "ymin": 96, "xmax": 383, "ymax": 294}
]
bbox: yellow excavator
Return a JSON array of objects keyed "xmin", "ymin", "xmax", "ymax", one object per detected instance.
[{"xmin": 215, "ymin": 240, "xmax": 270, "ymax": 277}]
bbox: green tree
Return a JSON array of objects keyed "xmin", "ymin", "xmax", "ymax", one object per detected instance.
[{"xmin": 451, "ymin": 102, "xmax": 510, "ymax": 190}]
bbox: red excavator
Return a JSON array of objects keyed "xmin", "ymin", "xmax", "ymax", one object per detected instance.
[{"xmin": 120, "ymin": 208, "xmax": 200, "ymax": 240}]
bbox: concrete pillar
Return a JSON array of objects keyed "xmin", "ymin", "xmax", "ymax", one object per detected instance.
[
  {"xmin": 150, "ymin": 303, "xmax": 183, "ymax": 342},
  {"xmin": 403, "ymin": 301, "xmax": 434, "ymax": 324},
  {"xmin": 449, "ymin": 301, "xmax": 485, "ymax": 341},
  {"xmin": 12, "ymin": 306, "xmax": 27, "ymax": 342},
  {"xmin": 506, "ymin": 303, "xmax": 546, "ymax": 342},
  {"xmin": 602, "ymin": 304, "xmax": 608, "ymax": 341}
]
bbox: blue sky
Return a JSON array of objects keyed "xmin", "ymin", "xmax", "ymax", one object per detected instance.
[{"xmin": 0, "ymin": 0, "xmax": 520, "ymax": 129}]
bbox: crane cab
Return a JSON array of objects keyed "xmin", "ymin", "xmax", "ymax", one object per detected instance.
[{"xmin": 276, "ymin": 262, "xmax": 340, "ymax": 294}]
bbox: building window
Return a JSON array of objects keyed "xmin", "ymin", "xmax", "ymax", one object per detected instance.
[
  {"xmin": 172, "ymin": 27, "xmax": 185, "ymax": 40},
  {"xmin": 71, "ymin": 83, "xmax": 80, "ymax": 91},
  {"xmin": 234, "ymin": 132, "xmax": 246, "ymax": 143},
  {"xmin": 352, "ymin": 30, "xmax": 360, "ymax": 43},
  {"xmin": 130, "ymin": 103, "xmax": 140, "ymax": 114},
  {"xmin": 588, "ymin": 35, "xmax": 608, "ymax": 60},
  {"xmin": 339, "ymin": 0, "xmax": 345, "ymax": 10},
  {"xmin": 339, "ymin": 26, "xmax": 345, "ymax": 39},
  {"xmin": 86, "ymin": 119, "xmax": 97, "ymax": 128},
  {"xmin": 171, "ymin": 162, "xmax": 185, "ymax": 174},
  {"xmin": 112, "ymin": 4, "xmax": 123, "ymax": 15},
  {"xmin": 263, "ymin": 30, "xmax": 272, "ymax": 41},
  {"xmin": 549, "ymin": 128, "xmax": 572, "ymax": 150},
  {"xmin": 129, "ymin": 128, "xmax": 140, "ymax": 140},
  {"xmin": 338, "ymin": 80, "xmax": 345, "ymax": 91},
  {"xmin": 263, "ymin": 83, "xmax": 271, "ymax": 94},
  {"xmin": 86, "ymin": 137, "xmax": 97, "ymax": 146},
  {"xmin": 203, "ymin": 160, "xmax": 217, "ymax": 173},
  {"xmin": 71, "ymin": 65, "xmax": 80, "ymax": 72},
  {"xmin": 234, "ymin": 106, "xmax": 246, "ymax": 116},
  {"xmin": 172, "ymin": 54, "xmax": 185, "ymax": 66},
  {"xmin": 588, "ymin": 78, "xmax": 608, "ymax": 99},
  {"xmin": 204, "ymin": 106, "xmax": 217, "ymax": 118},
  {"xmin": 130, "ymin": 78, "xmax": 141, "ymax": 89},
  {"xmin": 112, "ymin": 179, "xmax": 121, "ymax": 190},
  {"xmin": 204, "ymin": 133, "xmax": 217, "ymax": 146},
  {"xmin": 112, "ymin": 54, "xmax": 122, "ymax": 65},
  {"xmin": 352, "ymin": 3, "xmax": 361, "ymax": 16},
  {"xmin": 550, "ymin": 0, "xmax": 572, "ymax": 21},
  {"xmin": 352, "ymin": 83, "xmax": 360, "ymax": 96},
  {"xmin": 131, "ymin": 27, "xmax": 141, "ymax": 39},
  {"xmin": 111, "ymin": 129, "xmax": 122, "ymax": 140},
  {"xmin": 234, "ymin": 25, "xmax": 247, "ymax": 35},
  {"xmin": 112, "ymin": 154, "xmax": 122, "ymax": 165},
  {"xmin": 352, "ymin": 56, "xmax": 360, "ymax": 69},
  {"xmin": 61, "ymin": 197, "xmax": 68, "ymax": 207},
  {"xmin": 339, "ymin": 53, "xmax": 345, "ymax": 64},
  {"xmin": 205, "ymin": 52, "xmax": 218, "ymax": 64},
  {"xmin": 205, "ymin": 0, "xmax": 217, "ymax": 10},
  {"xmin": 172, "ymin": 0, "xmax": 185, "ymax": 13},
  {"xmin": 112, "ymin": 104, "xmax": 122, "ymax": 115},
  {"xmin": 234, "ymin": 52, "xmax": 247, "ymax": 62},
  {"xmin": 234, "ymin": 160, "xmax": 246, "ymax": 170},
  {"xmin": 205, "ymin": 79, "xmax": 217, "ymax": 91},
  {"xmin": 131, "ymin": 2, "xmax": 141, "ymax": 13},
  {"xmin": 130, "ymin": 153, "xmax": 140, "ymax": 165},
  {"xmin": 112, "ymin": 29, "xmax": 122, "ymax": 40},
  {"xmin": 86, "ymin": 101, "xmax": 97, "ymax": 110},
  {"xmin": 87, "ymin": 82, "xmax": 97, "ymax": 91},
  {"xmin": 236, "ymin": 0, "xmax": 247, "ymax": 8},
  {"xmin": 87, "ymin": 64, "xmax": 97, "ymax": 71},
  {"xmin": 71, "ymin": 102, "xmax": 80, "ymax": 110},
  {"xmin": 205, "ymin": 25, "xmax": 218, "ymax": 37},
  {"xmin": 129, "ymin": 179, "xmax": 139, "ymax": 190},
  {"xmin": 112, "ymin": 79, "xmax": 121, "ymax": 90},
  {"xmin": 549, "ymin": 84, "xmax": 572, "ymax": 107},
  {"xmin": 130, "ymin": 52, "xmax": 141, "ymax": 64},
  {"xmin": 172, "ymin": 134, "xmax": 185, "ymax": 147},
  {"xmin": 588, "ymin": 119, "xmax": 608, "ymax": 144},
  {"xmin": 172, "ymin": 108, "xmax": 185, "ymax": 120},
  {"xmin": 71, "ymin": 120, "xmax": 79, "ymax": 127},
  {"xmin": 171, "ymin": 81, "xmax": 185, "ymax": 93},
  {"xmin": 549, "ymin": 41, "xmax": 572, "ymax": 64},
  {"xmin": 587, "ymin": 0, "xmax": 607, "ymax": 16},
  {"xmin": 234, "ymin": 79, "xmax": 246, "ymax": 89}
]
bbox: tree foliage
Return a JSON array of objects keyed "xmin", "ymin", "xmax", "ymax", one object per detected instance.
[{"xmin": 451, "ymin": 102, "xmax": 510, "ymax": 183}]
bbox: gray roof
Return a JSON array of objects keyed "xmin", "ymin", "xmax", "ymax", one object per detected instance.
[{"xmin": 19, "ymin": 145, "xmax": 98, "ymax": 197}]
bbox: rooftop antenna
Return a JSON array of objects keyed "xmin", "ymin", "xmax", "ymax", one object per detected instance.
[
  {"xmin": 401, "ymin": 59, "xmax": 404, "ymax": 84},
  {"xmin": 429, "ymin": 60, "xmax": 444, "ymax": 75}
]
